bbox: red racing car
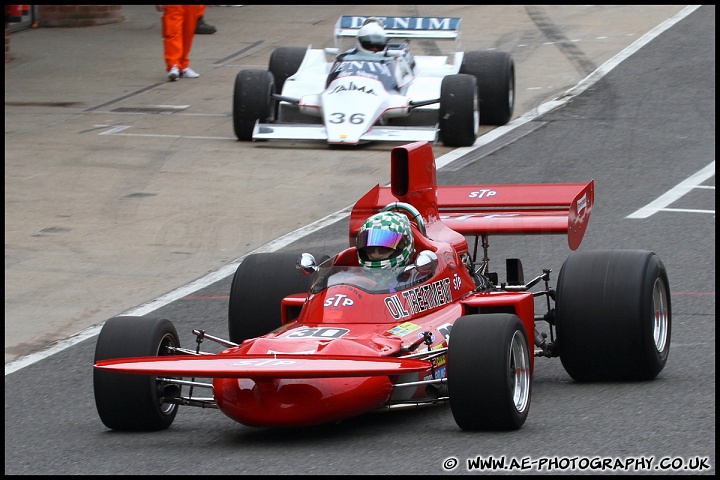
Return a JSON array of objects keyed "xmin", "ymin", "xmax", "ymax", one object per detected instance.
[{"xmin": 93, "ymin": 141, "xmax": 671, "ymax": 431}]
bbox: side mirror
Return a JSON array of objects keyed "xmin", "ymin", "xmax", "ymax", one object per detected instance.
[
  {"xmin": 296, "ymin": 253, "xmax": 317, "ymax": 276},
  {"xmin": 414, "ymin": 250, "xmax": 438, "ymax": 275}
]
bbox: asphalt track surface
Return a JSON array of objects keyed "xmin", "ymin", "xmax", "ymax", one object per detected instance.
[
  {"xmin": 5, "ymin": 4, "xmax": 695, "ymax": 366},
  {"xmin": 4, "ymin": 5, "xmax": 715, "ymax": 476}
]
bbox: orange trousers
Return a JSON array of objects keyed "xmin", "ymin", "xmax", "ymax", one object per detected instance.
[{"xmin": 161, "ymin": 5, "xmax": 204, "ymax": 71}]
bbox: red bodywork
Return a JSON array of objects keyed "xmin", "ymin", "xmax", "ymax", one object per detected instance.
[{"xmin": 96, "ymin": 141, "xmax": 593, "ymax": 427}]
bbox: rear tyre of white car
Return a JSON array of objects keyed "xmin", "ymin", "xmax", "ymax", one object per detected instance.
[
  {"xmin": 233, "ymin": 69, "xmax": 275, "ymax": 141},
  {"xmin": 448, "ymin": 314, "xmax": 532, "ymax": 430},
  {"xmin": 93, "ymin": 316, "xmax": 181, "ymax": 431},
  {"xmin": 228, "ymin": 252, "xmax": 324, "ymax": 344},
  {"xmin": 439, "ymin": 74, "xmax": 478, "ymax": 147},
  {"xmin": 268, "ymin": 46, "xmax": 306, "ymax": 95},
  {"xmin": 555, "ymin": 250, "xmax": 672, "ymax": 381},
  {"xmin": 460, "ymin": 51, "xmax": 515, "ymax": 126}
]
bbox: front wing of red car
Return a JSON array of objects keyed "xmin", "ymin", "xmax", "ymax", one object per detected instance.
[{"xmin": 95, "ymin": 353, "xmax": 432, "ymax": 379}]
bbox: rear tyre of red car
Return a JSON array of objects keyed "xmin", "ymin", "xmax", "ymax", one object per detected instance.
[
  {"xmin": 448, "ymin": 314, "xmax": 531, "ymax": 430},
  {"xmin": 439, "ymin": 74, "xmax": 478, "ymax": 147},
  {"xmin": 555, "ymin": 250, "xmax": 671, "ymax": 381},
  {"xmin": 228, "ymin": 252, "xmax": 324, "ymax": 344},
  {"xmin": 93, "ymin": 316, "xmax": 181, "ymax": 431},
  {"xmin": 233, "ymin": 69, "xmax": 275, "ymax": 141},
  {"xmin": 460, "ymin": 51, "xmax": 515, "ymax": 126}
]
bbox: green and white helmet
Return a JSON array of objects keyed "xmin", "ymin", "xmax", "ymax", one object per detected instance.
[{"xmin": 356, "ymin": 211, "xmax": 414, "ymax": 269}]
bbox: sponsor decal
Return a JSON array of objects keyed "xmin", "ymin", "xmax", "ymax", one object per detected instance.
[
  {"xmin": 435, "ymin": 354, "xmax": 447, "ymax": 367},
  {"xmin": 385, "ymin": 295, "xmax": 410, "ymax": 319},
  {"xmin": 340, "ymin": 16, "xmax": 460, "ymax": 31},
  {"xmin": 452, "ymin": 273, "xmax": 462, "ymax": 290},
  {"xmin": 324, "ymin": 293, "xmax": 354, "ymax": 307},
  {"xmin": 437, "ymin": 323, "xmax": 453, "ymax": 344},
  {"xmin": 441, "ymin": 212, "xmax": 521, "ymax": 221},
  {"xmin": 384, "ymin": 278, "xmax": 452, "ymax": 319},
  {"xmin": 387, "ymin": 321, "xmax": 421, "ymax": 337},
  {"xmin": 332, "ymin": 61, "xmax": 392, "ymax": 78},
  {"xmin": 230, "ymin": 358, "xmax": 299, "ymax": 367},
  {"xmin": 577, "ymin": 192, "xmax": 587, "ymax": 214},
  {"xmin": 401, "ymin": 278, "xmax": 452, "ymax": 315},
  {"xmin": 267, "ymin": 349, "xmax": 316, "ymax": 355},
  {"xmin": 328, "ymin": 81, "xmax": 378, "ymax": 96},
  {"xmin": 423, "ymin": 365, "xmax": 447, "ymax": 380},
  {"xmin": 468, "ymin": 189, "xmax": 497, "ymax": 199}
]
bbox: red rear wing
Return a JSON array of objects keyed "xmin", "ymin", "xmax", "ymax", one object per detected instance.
[{"xmin": 350, "ymin": 142, "xmax": 594, "ymax": 251}]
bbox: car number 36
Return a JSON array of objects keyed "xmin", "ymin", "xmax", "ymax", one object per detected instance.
[{"xmin": 329, "ymin": 113, "xmax": 365, "ymax": 124}]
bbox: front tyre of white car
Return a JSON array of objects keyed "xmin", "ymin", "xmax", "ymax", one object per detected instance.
[
  {"xmin": 233, "ymin": 70, "xmax": 275, "ymax": 141},
  {"xmin": 460, "ymin": 51, "xmax": 515, "ymax": 126}
]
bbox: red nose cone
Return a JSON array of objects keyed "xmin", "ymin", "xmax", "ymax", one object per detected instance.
[{"xmin": 214, "ymin": 375, "xmax": 393, "ymax": 427}]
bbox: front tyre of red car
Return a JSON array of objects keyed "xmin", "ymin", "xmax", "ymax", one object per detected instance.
[
  {"xmin": 448, "ymin": 314, "xmax": 531, "ymax": 430},
  {"xmin": 555, "ymin": 250, "xmax": 671, "ymax": 382},
  {"xmin": 439, "ymin": 74, "xmax": 478, "ymax": 147},
  {"xmin": 228, "ymin": 252, "xmax": 325, "ymax": 344},
  {"xmin": 93, "ymin": 316, "xmax": 181, "ymax": 431}
]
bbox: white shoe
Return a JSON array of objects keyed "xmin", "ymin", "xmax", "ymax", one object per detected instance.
[
  {"xmin": 167, "ymin": 65, "xmax": 180, "ymax": 81},
  {"xmin": 181, "ymin": 67, "xmax": 199, "ymax": 78}
]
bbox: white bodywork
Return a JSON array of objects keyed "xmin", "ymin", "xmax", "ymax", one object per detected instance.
[{"xmin": 253, "ymin": 15, "xmax": 465, "ymax": 145}]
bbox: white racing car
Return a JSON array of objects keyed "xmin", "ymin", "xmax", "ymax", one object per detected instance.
[{"xmin": 232, "ymin": 15, "xmax": 515, "ymax": 146}]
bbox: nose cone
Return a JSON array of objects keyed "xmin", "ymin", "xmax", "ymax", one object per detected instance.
[
  {"xmin": 322, "ymin": 77, "xmax": 387, "ymax": 144},
  {"xmin": 214, "ymin": 375, "xmax": 393, "ymax": 427}
]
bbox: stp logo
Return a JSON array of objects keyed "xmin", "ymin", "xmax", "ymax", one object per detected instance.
[{"xmin": 325, "ymin": 294, "xmax": 354, "ymax": 307}]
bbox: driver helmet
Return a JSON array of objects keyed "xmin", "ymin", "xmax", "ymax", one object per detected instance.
[
  {"xmin": 356, "ymin": 211, "xmax": 414, "ymax": 269},
  {"xmin": 356, "ymin": 18, "xmax": 388, "ymax": 54}
]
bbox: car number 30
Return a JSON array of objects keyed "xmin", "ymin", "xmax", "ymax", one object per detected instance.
[{"xmin": 329, "ymin": 113, "xmax": 365, "ymax": 124}]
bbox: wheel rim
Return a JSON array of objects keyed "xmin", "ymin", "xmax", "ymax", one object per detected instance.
[
  {"xmin": 652, "ymin": 277, "xmax": 670, "ymax": 353},
  {"xmin": 509, "ymin": 330, "xmax": 530, "ymax": 413},
  {"xmin": 156, "ymin": 333, "xmax": 180, "ymax": 415}
]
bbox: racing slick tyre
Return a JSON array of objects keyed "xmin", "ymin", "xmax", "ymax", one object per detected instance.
[
  {"xmin": 228, "ymin": 252, "xmax": 326, "ymax": 344},
  {"xmin": 460, "ymin": 51, "xmax": 515, "ymax": 126},
  {"xmin": 555, "ymin": 250, "xmax": 671, "ymax": 382},
  {"xmin": 439, "ymin": 74, "xmax": 479, "ymax": 147},
  {"xmin": 448, "ymin": 314, "xmax": 531, "ymax": 430},
  {"xmin": 93, "ymin": 316, "xmax": 181, "ymax": 431},
  {"xmin": 233, "ymin": 69, "xmax": 275, "ymax": 141},
  {"xmin": 268, "ymin": 46, "xmax": 306, "ymax": 95}
]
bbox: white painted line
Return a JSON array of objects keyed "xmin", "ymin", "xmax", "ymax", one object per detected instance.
[
  {"xmin": 5, "ymin": 5, "xmax": 704, "ymax": 376},
  {"xmin": 104, "ymin": 132, "xmax": 237, "ymax": 140},
  {"xmin": 626, "ymin": 161, "xmax": 716, "ymax": 218},
  {"xmin": 660, "ymin": 208, "xmax": 715, "ymax": 214},
  {"xmin": 98, "ymin": 125, "xmax": 132, "ymax": 135}
]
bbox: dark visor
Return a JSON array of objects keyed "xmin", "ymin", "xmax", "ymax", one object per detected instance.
[{"xmin": 357, "ymin": 229, "xmax": 405, "ymax": 250}]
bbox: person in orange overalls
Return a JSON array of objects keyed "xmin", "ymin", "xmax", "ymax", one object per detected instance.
[{"xmin": 156, "ymin": 5, "xmax": 204, "ymax": 81}]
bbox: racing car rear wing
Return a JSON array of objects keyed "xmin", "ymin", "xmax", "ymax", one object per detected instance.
[
  {"xmin": 334, "ymin": 15, "xmax": 461, "ymax": 42},
  {"xmin": 349, "ymin": 141, "xmax": 594, "ymax": 251}
]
